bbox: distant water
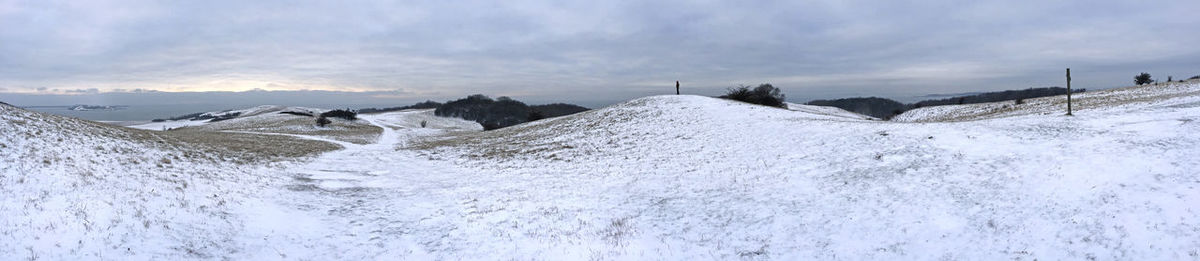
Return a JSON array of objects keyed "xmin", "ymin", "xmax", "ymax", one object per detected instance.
[{"xmin": 22, "ymin": 103, "xmax": 399, "ymax": 121}]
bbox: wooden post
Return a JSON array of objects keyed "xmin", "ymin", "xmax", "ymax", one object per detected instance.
[
  {"xmin": 1066, "ymin": 68, "xmax": 1072, "ymax": 116},
  {"xmin": 676, "ymin": 81, "xmax": 680, "ymax": 95}
]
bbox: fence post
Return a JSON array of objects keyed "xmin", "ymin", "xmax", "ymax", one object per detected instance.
[{"xmin": 1066, "ymin": 68, "xmax": 1073, "ymax": 116}]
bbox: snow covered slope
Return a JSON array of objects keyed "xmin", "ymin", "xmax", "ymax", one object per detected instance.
[
  {"xmin": 0, "ymin": 103, "xmax": 301, "ymax": 260},
  {"xmin": 127, "ymin": 105, "xmax": 286, "ymax": 131},
  {"xmin": 404, "ymin": 94, "xmax": 1200, "ymax": 259},
  {"xmin": 131, "ymin": 105, "xmax": 385, "ymax": 145},
  {"xmin": 786, "ymin": 102, "xmax": 879, "ymax": 120},
  {"xmin": 365, "ymin": 109, "xmax": 483, "ymax": 131},
  {"xmin": 894, "ymin": 79, "xmax": 1200, "ymax": 122},
  {"xmin": 4, "ymin": 84, "xmax": 1199, "ymax": 260}
]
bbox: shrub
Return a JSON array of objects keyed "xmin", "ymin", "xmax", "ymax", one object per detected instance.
[
  {"xmin": 719, "ymin": 83, "xmax": 786, "ymax": 108},
  {"xmin": 1135, "ymin": 72, "xmax": 1153, "ymax": 85},
  {"xmin": 320, "ymin": 109, "xmax": 357, "ymax": 120},
  {"xmin": 1015, "ymin": 98, "xmax": 1025, "ymax": 105},
  {"xmin": 316, "ymin": 116, "xmax": 332, "ymax": 127},
  {"xmin": 720, "ymin": 86, "xmax": 754, "ymax": 102}
]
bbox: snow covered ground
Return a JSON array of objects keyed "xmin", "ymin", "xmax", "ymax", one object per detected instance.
[{"xmin": 3, "ymin": 81, "xmax": 1199, "ymax": 260}]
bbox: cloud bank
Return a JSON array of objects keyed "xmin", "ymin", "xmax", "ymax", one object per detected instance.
[{"xmin": 2, "ymin": 0, "xmax": 1198, "ymax": 106}]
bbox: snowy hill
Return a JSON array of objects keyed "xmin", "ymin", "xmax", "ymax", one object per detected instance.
[
  {"xmin": 406, "ymin": 93, "xmax": 1200, "ymax": 259},
  {"xmin": 0, "ymin": 103, "xmax": 325, "ymax": 259},
  {"xmin": 894, "ymin": 79, "xmax": 1200, "ymax": 122},
  {"xmin": 131, "ymin": 105, "xmax": 387, "ymax": 145},
  {"xmin": 3, "ymin": 84, "xmax": 1200, "ymax": 259}
]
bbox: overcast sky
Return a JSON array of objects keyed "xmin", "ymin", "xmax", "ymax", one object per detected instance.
[{"xmin": 1, "ymin": 0, "xmax": 1198, "ymax": 107}]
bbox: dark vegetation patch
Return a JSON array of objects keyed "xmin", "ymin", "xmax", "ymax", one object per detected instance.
[
  {"xmin": 1135, "ymin": 72, "xmax": 1154, "ymax": 85},
  {"xmin": 152, "ymin": 112, "xmax": 205, "ymax": 122},
  {"xmin": 529, "ymin": 103, "xmax": 590, "ymax": 119},
  {"xmin": 319, "ymin": 109, "xmax": 357, "ymax": 120},
  {"xmin": 808, "ymin": 87, "xmax": 1086, "ymax": 119},
  {"xmin": 434, "ymin": 95, "xmax": 590, "ymax": 130},
  {"xmin": 279, "ymin": 111, "xmax": 314, "ymax": 117},
  {"xmin": 718, "ymin": 84, "xmax": 786, "ymax": 108},
  {"xmin": 205, "ymin": 112, "xmax": 241, "ymax": 122},
  {"xmin": 152, "ymin": 111, "xmax": 243, "ymax": 122},
  {"xmin": 316, "ymin": 116, "xmax": 332, "ymax": 127}
]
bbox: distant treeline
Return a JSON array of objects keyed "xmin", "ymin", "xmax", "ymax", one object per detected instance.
[
  {"xmin": 433, "ymin": 95, "xmax": 589, "ymax": 130},
  {"xmin": 807, "ymin": 87, "xmax": 1085, "ymax": 119},
  {"xmin": 806, "ymin": 97, "xmax": 907, "ymax": 119},
  {"xmin": 357, "ymin": 101, "xmax": 442, "ymax": 113},
  {"xmin": 151, "ymin": 111, "xmax": 241, "ymax": 122},
  {"xmin": 912, "ymin": 87, "xmax": 1085, "ymax": 107}
]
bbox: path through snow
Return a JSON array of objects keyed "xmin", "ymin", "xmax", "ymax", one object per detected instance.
[{"xmin": 236, "ymin": 113, "xmax": 503, "ymax": 259}]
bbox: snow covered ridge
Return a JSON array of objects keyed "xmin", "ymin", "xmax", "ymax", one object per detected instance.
[{"xmin": 894, "ymin": 80, "xmax": 1200, "ymax": 122}]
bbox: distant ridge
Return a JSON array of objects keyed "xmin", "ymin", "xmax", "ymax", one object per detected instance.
[{"xmin": 808, "ymin": 87, "xmax": 1085, "ymax": 119}]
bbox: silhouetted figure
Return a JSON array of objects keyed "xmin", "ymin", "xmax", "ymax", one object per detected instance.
[{"xmin": 676, "ymin": 81, "xmax": 680, "ymax": 95}]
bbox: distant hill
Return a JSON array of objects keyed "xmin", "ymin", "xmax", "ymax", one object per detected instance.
[
  {"xmin": 357, "ymin": 100, "xmax": 442, "ymax": 114},
  {"xmin": 807, "ymin": 87, "xmax": 1085, "ymax": 119}
]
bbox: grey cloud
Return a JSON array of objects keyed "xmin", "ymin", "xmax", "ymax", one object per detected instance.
[{"xmin": 1, "ymin": 0, "xmax": 1198, "ymax": 105}]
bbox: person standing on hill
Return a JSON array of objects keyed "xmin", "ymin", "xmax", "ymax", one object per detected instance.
[{"xmin": 676, "ymin": 81, "xmax": 680, "ymax": 95}]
